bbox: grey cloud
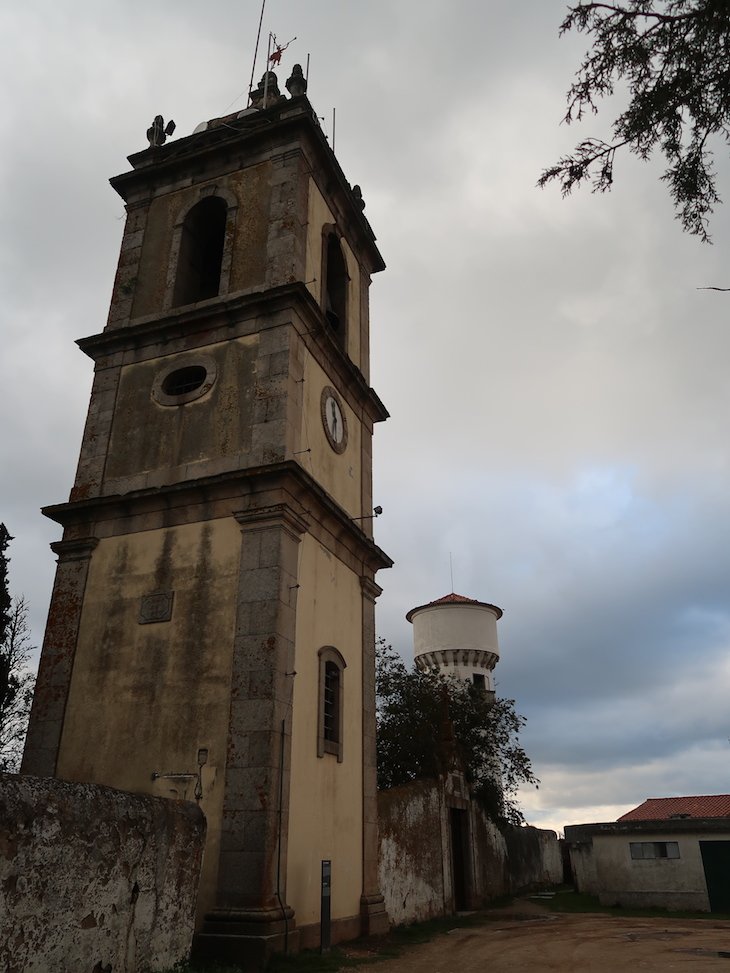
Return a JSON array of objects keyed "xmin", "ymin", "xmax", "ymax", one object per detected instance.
[{"xmin": 3, "ymin": 0, "xmax": 730, "ymax": 830}]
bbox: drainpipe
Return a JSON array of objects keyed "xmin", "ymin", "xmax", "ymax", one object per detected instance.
[{"xmin": 276, "ymin": 717, "xmax": 288, "ymax": 953}]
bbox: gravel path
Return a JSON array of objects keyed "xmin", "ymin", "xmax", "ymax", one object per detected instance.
[{"xmin": 348, "ymin": 900, "xmax": 730, "ymax": 972}]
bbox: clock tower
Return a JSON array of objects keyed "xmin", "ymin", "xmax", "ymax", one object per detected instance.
[{"xmin": 22, "ymin": 68, "xmax": 391, "ymax": 963}]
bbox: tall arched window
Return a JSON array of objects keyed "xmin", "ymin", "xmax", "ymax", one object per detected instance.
[
  {"xmin": 317, "ymin": 646, "xmax": 346, "ymax": 761},
  {"xmin": 322, "ymin": 230, "xmax": 348, "ymax": 346},
  {"xmin": 172, "ymin": 196, "xmax": 228, "ymax": 307}
]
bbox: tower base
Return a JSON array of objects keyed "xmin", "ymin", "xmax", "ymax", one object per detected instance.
[
  {"xmin": 360, "ymin": 893, "xmax": 390, "ymax": 936},
  {"xmin": 192, "ymin": 908, "xmax": 300, "ymax": 970}
]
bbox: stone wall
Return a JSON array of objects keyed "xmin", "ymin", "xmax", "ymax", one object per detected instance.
[
  {"xmin": 0, "ymin": 774, "xmax": 205, "ymax": 973},
  {"xmin": 378, "ymin": 776, "xmax": 561, "ymax": 927},
  {"xmin": 378, "ymin": 780, "xmax": 447, "ymax": 925}
]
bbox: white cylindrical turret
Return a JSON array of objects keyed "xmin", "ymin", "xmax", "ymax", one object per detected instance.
[{"xmin": 406, "ymin": 593, "xmax": 503, "ymax": 692}]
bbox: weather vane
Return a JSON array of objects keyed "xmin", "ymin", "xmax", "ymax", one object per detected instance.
[
  {"xmin": 268, "ymin": 33, "xmax": 296, "ymax": 68},
  {"xmin": 247, "ymin": 0, "xmax": 299, "ymax": 109}
]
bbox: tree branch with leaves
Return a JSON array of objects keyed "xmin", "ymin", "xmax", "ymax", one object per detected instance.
[
  {"xmin": 539, "ymin": 1, "xmax": 730, "ymax": 241},
  {"xmin": 375, "ymin": 639, "xmax": 538, "ymax": 826}
]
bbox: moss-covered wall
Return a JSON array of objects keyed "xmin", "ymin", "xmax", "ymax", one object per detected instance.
[{"xmin": 56, "ymin": 519, "xmax": 240, "ymax": 920}]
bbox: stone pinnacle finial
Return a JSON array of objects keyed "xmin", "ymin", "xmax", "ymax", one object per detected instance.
[
  {"xmin": 249, "ymin": 71, "xmax": 285, "ymax": 110},
  {"xmin": 146, "ymin": 115, "xmax": 176, "ymax": 147},
  {"xmin": 285, "ymin": 64, "xmax": 307, "ymax": 98}
]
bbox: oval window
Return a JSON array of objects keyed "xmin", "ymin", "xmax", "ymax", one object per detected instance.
[
  {"xmin": 162, "ymin": 365, "xmax": 207, "ymax": 397},
  {"xmin": 151, "ymin": 355, "xmax": 217, "ymax": 407}
]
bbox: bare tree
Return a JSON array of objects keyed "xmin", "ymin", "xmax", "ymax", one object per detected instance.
[
  {"xmin": 0, "ymin": 524, "xmax": 12, "ymax": 645},
  {"xmin": 0, "ymin": 597, "xmax": 35, "ymax": 772}
]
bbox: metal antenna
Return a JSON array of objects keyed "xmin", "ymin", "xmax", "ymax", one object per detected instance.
[
  {"xmin": 263, "ymin": 32, "xmax": 272, "ymax": 108},
  {"xmin": 248, "ymin": 0, "xmax": 267, "ymax": 104},
  {"xmin": 332, "ymin": 107, "xmax": 336, "ymax": 152},
  {"xmin": 450, "ymin": 552, "xmax": 454, "ymax": 593}
]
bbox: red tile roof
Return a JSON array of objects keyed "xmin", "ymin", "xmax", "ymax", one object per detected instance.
[
  {"xmin": 406, "ymin": 594, "xmax": 503, "ymax": 623},
  {"xmin": 430, "ymin": 593, "xmax": 481, "ymax": 605},
  {"xmin": 618, "ymin": 795, "xmax": 730, "ymax": 822}
]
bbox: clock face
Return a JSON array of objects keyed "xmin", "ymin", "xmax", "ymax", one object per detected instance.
[
  {"xmin": 320, "ymin": 386, "xmax": 348, "ymax": 453},
  {"xmin": 326, "ymin": 396, "xmax": 343, "ymax": 442}
]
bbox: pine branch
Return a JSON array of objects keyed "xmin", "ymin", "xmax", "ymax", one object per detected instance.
[{"xmin": 541, "ymin": 1, "xmax": 730, "ymax": 240}]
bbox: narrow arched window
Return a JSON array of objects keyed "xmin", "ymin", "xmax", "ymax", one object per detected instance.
[
  {"xmin": 323, "ymin": 662, "xmax": 340, "ymax": 743},
  {"xmin": 323, "ymin": 232, "xmax": 348, "ymax": 345},
  {"xmin": 173, "ymin": 196, "xmax": 227, "ymax": 307},
  {"xmin": 318, "ymin": 646, "xmax": 346, "ymax": 761}
]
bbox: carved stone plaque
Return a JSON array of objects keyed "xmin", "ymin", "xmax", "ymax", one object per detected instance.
[{"xmin": 139, "ymin": 590, "xmax": 174, "ymax": 624}]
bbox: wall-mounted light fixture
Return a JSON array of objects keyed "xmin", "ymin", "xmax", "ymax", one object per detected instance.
[
  {"xmin": 151, "ymin": 747, "xmax": 209, "ymax": 803},
  {"xmin": 351, "ymin": 505, "xmax": 382, "ymax": 522}
]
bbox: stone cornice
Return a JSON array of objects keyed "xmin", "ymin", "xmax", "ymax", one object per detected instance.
[
  {"xmin": 76, "ymin": 282, "xmax": 389, "ymax": 426},
  {"xmin": 49, "ymin": 538, "xmax": 99, "ymax": 561},
  {"xmin": 43, "ymin": 462, "xmax": 392, "ymax": 574},
  {"xmin": 360, "ymin": 577, "xmax": 383, "ymax": 603},
  {"xmin": 77, "ymin": 282, "xmax": 303, "ymax": 358},
  {"xmin": 234, "ymin": 503, "xmax": 309, "ymax": 543}
]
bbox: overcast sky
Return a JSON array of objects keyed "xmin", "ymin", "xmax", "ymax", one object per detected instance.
[{"xmin": 2, "ymin": 1, "xmax": 730, "ymax": 834}]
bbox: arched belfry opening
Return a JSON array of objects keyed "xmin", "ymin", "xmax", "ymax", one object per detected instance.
[
  {"xmin": 173, "ymin": 196, "xmax": 228, "ymax": 307},
  {"xmin": 323, "ymin": 229, "xmax": 348, "ymax": 345}
]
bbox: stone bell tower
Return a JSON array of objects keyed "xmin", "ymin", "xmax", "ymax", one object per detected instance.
[{"xmin": 22, "ymin": 66, "xmax": 391, "ymax": 963}]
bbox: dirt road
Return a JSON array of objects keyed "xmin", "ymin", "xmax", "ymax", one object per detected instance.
[{"xmin": 349, "ymin": 902, "xmax": 730, "ymax": 972}]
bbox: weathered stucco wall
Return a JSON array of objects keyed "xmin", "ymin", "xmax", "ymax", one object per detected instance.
[
  {"xmin": 104, "ymin": 336, "xmax": 258, "ymax": 490},
  {"xmin": 378, "ymin": 778, "xmax": 562, "ymax": 927},
  {"xmin": 287, "ymin": 534, "xmax": 364, "ymax": 930},
  {"xmin": 593, "ymin": 831, "xmax": 710, "ymax": 911},
  {"xmin": 566, "ymin": 822, "xmax": 730, "ymax": 912},
  {"xmin": 55, "ymin": 520, "xmax": 239, "ymax": 922},
  {"xmin": 0, "ymin": 774, "xmax": 205, "ymax": 973},
  {"xmin": 501, "ymin": 820, "xmax": 564, "ymax": 891},
  {"xmin": 470, "ymin": 808, "xmax": 510, "ymax": 899},
  {"xmin": 379, "ymin": 780, "xmax": 447, "ymax": 926},
  {"xmin": 568, "ymin": 836, "xmax": 599, "ymax": 895}
]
